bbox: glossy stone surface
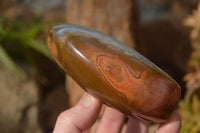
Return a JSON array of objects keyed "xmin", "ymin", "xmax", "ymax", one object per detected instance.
[{"xmin": 47, "ymin": 24, "xmax": 181, "ymax": 123}]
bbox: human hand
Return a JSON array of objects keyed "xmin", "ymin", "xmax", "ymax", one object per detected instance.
[{"xmin": 53, "ymin": 93, "xmax": 181, "ymax": 133}]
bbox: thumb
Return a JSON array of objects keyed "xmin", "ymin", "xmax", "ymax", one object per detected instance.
[
  {"xmin": 156, "ymin": 111, "xmax": 181, "ymax": 133},
  {"xmin": 53, "ymin": 93, "xmax": 102, "ymax": 133}
]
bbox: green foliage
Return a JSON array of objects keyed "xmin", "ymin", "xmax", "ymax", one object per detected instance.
[
  {"xmin": 0, "ymin": 13, "xmax": 53, "ymax": 80},
  {"xmin": 179, "ymin": 91, "xmax": 200, "ymax": 133},
  {"xmin": 180, "ymin": 3, "xmax": 200, "ymax": 133},
  {"xmin": 0, "ymin": 45, "xmax": 25, "ymax": 80}
]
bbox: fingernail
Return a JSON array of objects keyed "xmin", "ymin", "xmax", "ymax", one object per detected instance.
[{"xmin": 82, "ymin": 94, "xmax": 95, "ymax": 107}]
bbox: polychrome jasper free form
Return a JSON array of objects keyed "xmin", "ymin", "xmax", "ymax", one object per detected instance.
[{"xmin": 47, "ymin": 24, "xmax": 181, "ymax": 123}]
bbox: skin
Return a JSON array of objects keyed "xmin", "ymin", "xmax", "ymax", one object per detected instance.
[{"xmin": 53, "ymin": 93, "xmax": 181, "ymax": 133}]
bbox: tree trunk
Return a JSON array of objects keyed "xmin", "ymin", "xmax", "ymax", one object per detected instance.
[{"xmin": 65, "ymin": 0, "xmax": 139, "ymax": 106}]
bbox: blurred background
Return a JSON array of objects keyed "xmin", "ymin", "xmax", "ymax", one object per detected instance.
[{"xmin": 0, "ymin": 0, "xmax": 200, "ymax": 132}]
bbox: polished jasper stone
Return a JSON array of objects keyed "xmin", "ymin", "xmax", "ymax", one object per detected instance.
[{"xmin": 47, "ymin": 24, "xmax": 181, "ymax": 123}]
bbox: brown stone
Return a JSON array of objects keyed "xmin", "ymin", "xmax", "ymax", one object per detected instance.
[
  {"xmin": 0, "ymin": 65, "xmax": 42, "ymax": 133},
  {"xmin": 65, "ymin": 0, "xmax": 137, "ymax": 106}
]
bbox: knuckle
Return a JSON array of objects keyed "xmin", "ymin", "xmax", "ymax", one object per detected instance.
[{"xmin": 57, "ymin": 110, "xmax": 73, "ymax": 125}]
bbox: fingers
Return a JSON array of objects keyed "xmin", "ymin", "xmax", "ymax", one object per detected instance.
[
  {"xmin": 126, "ymin": 117, "xmax": 149, "ymax": 133},
  {"xmin": 156, "ymin": 111, "xmax": 181, "ymax": 133},
  {"xmin": 53, "ymin": 93, "xmax": 102, "ymax": 133},
  {"xmin": 96, "ymin": 107, "xmax": 126, "ymax": 133}
]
